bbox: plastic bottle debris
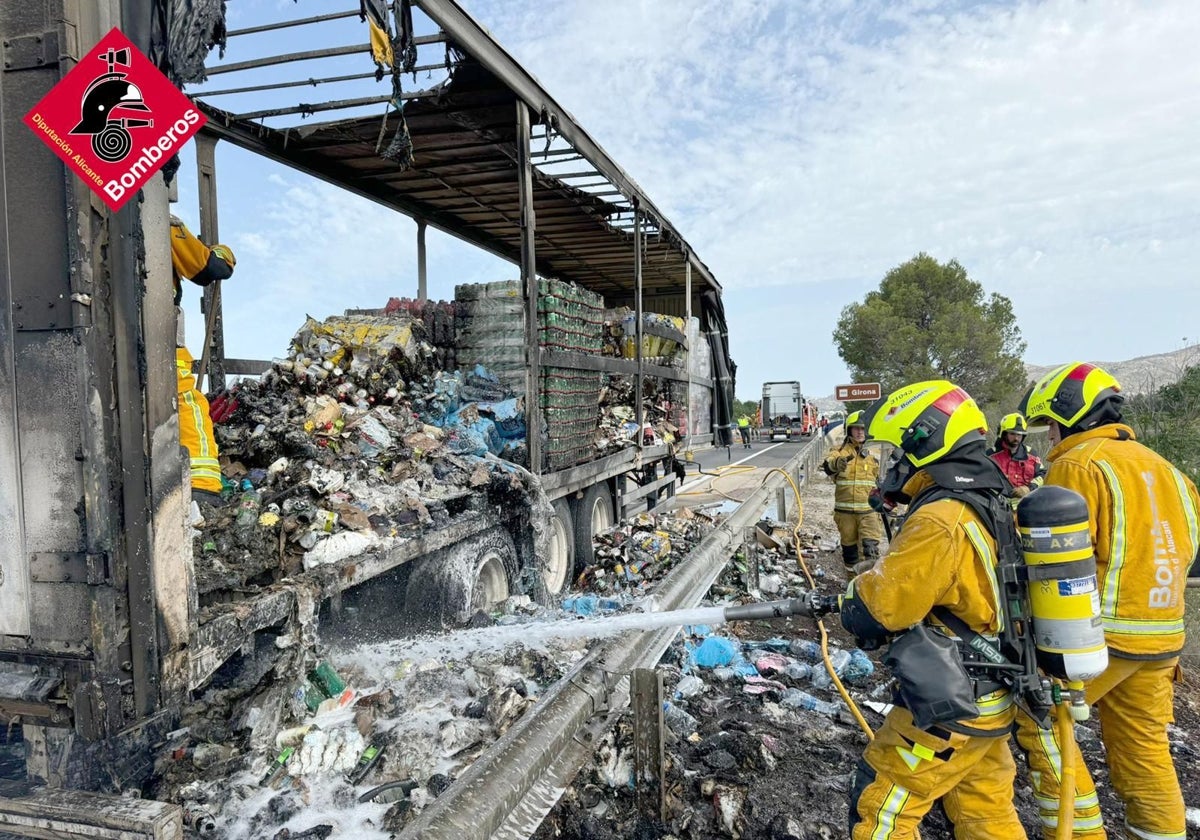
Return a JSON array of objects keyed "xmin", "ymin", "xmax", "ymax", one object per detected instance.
[
  {"xmin": 662, "ymin": 702, "xmax": 699, "ymax": 737},
  {"xmin": 346, "ymin": 742, "xmax": 385, "ymax": 785},
  {"xmin": 233, "ymin": 479, "xmax": 262, "ymax": 533},
  {"xmin": 844, "ymin": 649, "xmax": 875, "ymax": 683},
  {"xmin": 780, "ymin": 689, "xmax": 842, "ymax": 716},
  {"xmin": 260, "ymin": 746, "xmax": 294, "ymax": 787},
  {"xmin": 811, "ymin": 650, "xmax": 852, "ymax": 689},
  {"xmin": 675, "ymin": 674, "xmax": 706, "ymax": 699},
  {"xmin": 784, "ymin": 662, "xmax": 812, "ymax": 681}
]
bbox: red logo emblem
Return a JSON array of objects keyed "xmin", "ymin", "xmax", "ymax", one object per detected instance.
[{"xmin": 23, "ymin": 28, "xmax": 206, "ymax": 211}]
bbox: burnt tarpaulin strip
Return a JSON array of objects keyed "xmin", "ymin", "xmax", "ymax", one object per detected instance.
[
  {"xmin": 166, "ymin": 0, "xmax": 228, "ymax": 85},
  {"xmin": 360, "ymin": 0, "xmax": 394, "ymax": 73},
  {"xmin": 394, "ymin": 0, "xmax": 419, "ymax": 76},
  {"xmin": 701, "ymin": 290, "xmax": 736, "ymax": 447}
]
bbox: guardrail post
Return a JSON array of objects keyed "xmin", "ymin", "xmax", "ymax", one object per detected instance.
[
  {"xmin": 631, "ymin": 668, "xmax": 666, "ymax": 822},
  {"xmin": 742, "ymin": 526, "xmax": 759, "ymax": 592},
  {"xmin": 776, "ymin": 486, "xmax": 788, "ymax": 522}
]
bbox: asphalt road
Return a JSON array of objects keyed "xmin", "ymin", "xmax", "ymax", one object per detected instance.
[{"xmin": 669, "ymin": 434, "xmax": 828, "ymax": 509}]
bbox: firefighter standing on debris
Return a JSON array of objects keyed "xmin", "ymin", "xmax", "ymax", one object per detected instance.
[
  {"xmin": 987, "ymin": 412, "xmax": 1045, "ymax": 503},
  {"xmin": 1012, "ymin": 362, "xmax": 1200, "ymax": 840},
  {"xmin": 823, "ymin": 410, "xmax": 885, "ymax": 575},
  {"xmin": 170, "ymin": 215, "xmax": 236, "ymax": 500},
  {"xmin": 841, "ymin": 381, "xmax": 1025, "ymax": 840}
]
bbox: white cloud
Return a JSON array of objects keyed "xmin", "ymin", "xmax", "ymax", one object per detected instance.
[{"xmin": 458, "ymin": 0, "xmax": 1200, "ymax": 395}]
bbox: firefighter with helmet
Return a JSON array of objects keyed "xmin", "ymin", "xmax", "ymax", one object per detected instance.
[
  {"xmin": 988, "ymin": 412, "xmax": 1045, "ymax": 503},
  {"xmin": 1012, "ymin": 362, "xmax": 1200, "ymax": 840},
  {"xmin": 840, "ymin": 381, "xmax": 1024, "ymax": 839},
  {"xmin": 822, "ymin": 410, "xmax": 884, "ymax": 575}
]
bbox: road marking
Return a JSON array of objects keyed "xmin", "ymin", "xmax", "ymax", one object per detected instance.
[{"xmin": 680, "ymin": 442, "xmax": 785, "ymax": 493}]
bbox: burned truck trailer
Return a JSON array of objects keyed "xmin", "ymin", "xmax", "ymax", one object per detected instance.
[{"xmin": 0, "ymin": 0, "xmax": 734, "ymax": 797}]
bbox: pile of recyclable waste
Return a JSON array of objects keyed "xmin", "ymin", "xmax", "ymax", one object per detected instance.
[
  {"xmin": 155, "ymin": 613, "xmax": 594, "ymax": 839},
  {"xmin": 594, "ymin": 374, "xmax": 686, "ymax": 454},
  {"xmin": 573, "ymin": 508, "xmax": 714, "ymax": 596},
  {"xmin": 193, "ymin": 311, "xmax": 539, "ymax": 600}
]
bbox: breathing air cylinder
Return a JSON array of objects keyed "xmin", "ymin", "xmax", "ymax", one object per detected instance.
[{"xmin": 1016, "ymin": 486, "xmax": 1108, "ymax": 683}]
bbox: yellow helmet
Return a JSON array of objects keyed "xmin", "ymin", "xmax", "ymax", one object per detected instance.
[
  {"xmin": 211, "ymin": 244, "xmax": 236, "ymax": 267},
  {"xmin": 862, "ymin": 380, "xmax": 988, "ymax": 468},
  {"xmin": 845, "ymin": 410, "xmax": 865, "ymax": 429},
  {"xmin": 1020, "ymin": 362, "xmax": 1121, "ymax": 430},
  {"xmin": 998, "ymin": 413, "xmax": 1027, "ymax": 435}
]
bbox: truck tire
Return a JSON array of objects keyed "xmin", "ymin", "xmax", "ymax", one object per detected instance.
[
  {"xmin": 542, "ymin": 499, "xmax": 576, "ymax": 596},
  {"xmin": 572, "ymin": 482, "xmax": 614, "ymax": 569},
  {"xmin": 405, "ymin": 526, "xmax": 519, "ymax": 625}
]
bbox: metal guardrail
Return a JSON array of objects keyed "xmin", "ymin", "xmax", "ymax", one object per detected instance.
[{"xmin": 399, "ymin": 436, "xmax": 827, "ymax": 840}]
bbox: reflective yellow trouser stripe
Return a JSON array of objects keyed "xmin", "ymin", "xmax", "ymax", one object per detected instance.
[{"xmin": 871, "ymin": 784, "xmax": 910, "ymax": 840}]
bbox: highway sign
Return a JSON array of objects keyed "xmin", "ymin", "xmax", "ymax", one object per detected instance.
[{"xmin": 835, "ymin": 382, "xmax": 881, "ymax": 401}]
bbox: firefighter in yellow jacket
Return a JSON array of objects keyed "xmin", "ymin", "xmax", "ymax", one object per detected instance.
[
  {"xmin": 170, "ymin": 216, "xmax": 235, "ymax": 497},
  {"xmin": 841, "ymin": 382, "xmax": 1025, "ymax": 840},
  {"xmin": 823, "ymin": 410, "xmax": 885, "ymax": 574},
  {"xmin": 1013, "ymin": 362, "xmax": 1200, "ymax": 840}
]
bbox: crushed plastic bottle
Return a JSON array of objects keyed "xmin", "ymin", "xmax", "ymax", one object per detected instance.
[
  {"xmin": 789, "ymin": 639, "xmax": 823, "ymax": 661},
  {"xmin": 662, "ymin": 702, "xmax": 698, "ymax": 737},
  {"xmin": 784, "ymin": 662, "xmax": 812, "ymax": 682},
  {"xmin": 675, "ymin": 674, "xmax": 706, "ymax": 699},
  {"xmin": 233, "ymin": 479, "xmax": 262, "ymax": 534},
  {"xmin": 811, "ymin": 650, "xmax": 853, "ymax": 689},
  {"xmin": 844, "ymin": 649, "xmax": 875, "ymax": 684},
  {"xmin": 780, "ymin": 689, "xmax": 842, "ymax": 716}
]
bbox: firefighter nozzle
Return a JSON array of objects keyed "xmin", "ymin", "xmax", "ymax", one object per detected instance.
[{"xmin": 722, "ymin": 592, "xmax": 841, "ymax": 623}]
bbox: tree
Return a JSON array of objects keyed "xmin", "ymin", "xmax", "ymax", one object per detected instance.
[
  {"xmin": 732, "ymin": 398, "xmax": 760, "ymax": 420},
  {"xmin": 1125, "ymin": 364, "xmax": 1200, "ymax": 486},
  {"xmin": 833, "ymin": 254, "xmax": 1026, "ymax": 409}
]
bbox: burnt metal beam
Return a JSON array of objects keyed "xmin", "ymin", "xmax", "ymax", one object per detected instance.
[
  {"xmin": 226, "ymin": 9, "xmax": 362, "ymax": 37},
  {"xmin": 231, "ymin": 88, "xmax": 441, "ymax": 122},
  {"xmin": 205, "ymin": 35, "xmax": 447, "ymax": 76}
]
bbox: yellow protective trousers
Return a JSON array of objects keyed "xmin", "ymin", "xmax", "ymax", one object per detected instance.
[
  {"xmin": 849, "ymin": 707, "xmax": 1025, "ymax": 840},
  {"xmin": 1014, "ymin": 657, "xmax": 1185, "ymax": 840},
  {"xmin": 834, "ymin": 510, "xmax": 885, "ymax": 549},
  {"xmin": 175, "ymin": 347, "xmax": 222, "ymax": 493}
]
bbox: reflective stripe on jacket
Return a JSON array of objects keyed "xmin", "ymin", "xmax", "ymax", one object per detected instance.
[
  {"xmin": 824, "ymin": 440, "xmax": 879, "ymax": 513},
  {"xmin": 1046, "ymin": 424, "xmax": 1200, "ymax": 658},
  {"xmin": 854, "ymin": 471, "xmax": 1014, "ymax": 734}
]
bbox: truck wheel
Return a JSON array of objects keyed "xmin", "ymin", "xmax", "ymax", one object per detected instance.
[
  {"xmin": 572, "ymin": 482, "xmax": 614, "ymax": 569},
  {"xmin": 405, "ymin": 527, "xmax": 519, "ymax": 625},
  {"xmin": 543, "ymin": 499, "xmax": 576, "ymax": 596}
]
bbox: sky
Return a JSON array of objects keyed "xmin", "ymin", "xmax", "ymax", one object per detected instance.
[{"xmin": 175, "ymin": 0, "xmax": 1200, "ymax": 401}]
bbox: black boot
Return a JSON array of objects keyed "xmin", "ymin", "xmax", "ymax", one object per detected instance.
[
  {"xmin": 855, "ymin": 540, "xmax": 882, "ymax": 574},
  {"xmin": 841, "ymin": 544, "xmax": 860, "ymax": 576}
]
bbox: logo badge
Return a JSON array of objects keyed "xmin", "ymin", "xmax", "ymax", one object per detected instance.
[{"xmin": 23, "ymin": 27, "xmax": 205, "ymax": 210}]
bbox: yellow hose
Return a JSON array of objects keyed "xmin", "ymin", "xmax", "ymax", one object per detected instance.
[{"xmin": 1055, "ymin": 698, "xmax": 1077, "ymax": 840}]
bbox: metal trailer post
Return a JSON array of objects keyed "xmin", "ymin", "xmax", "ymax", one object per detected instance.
[
  {"xmin": 634, "ymin": 206, "xmax": 644, "ymax": 442},
  {"xmin": 417, "ymin": 219, "xmax": 428, "ymax": 301},
  {"xmin": 195, "ymin": 132, "xmax": 226, "ymax": 393},
  {"xmin": 516, "ymin": 101, "xmax": 541, "ymax": 474},
  {"xmin": 685, "ymin": 258, "xmax": 692, "ymax": 441}
]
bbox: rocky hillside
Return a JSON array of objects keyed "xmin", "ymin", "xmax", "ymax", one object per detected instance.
[{"xmin": 1024, "ymin": 343, "xmax": 1199, "ymax": 397}]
